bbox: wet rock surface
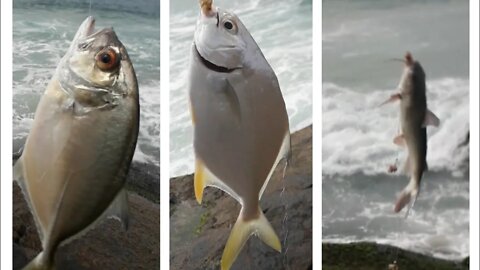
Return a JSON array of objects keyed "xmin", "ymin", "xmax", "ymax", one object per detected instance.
[{"xmin": 170, "ymin": 126, "xmax": 313, "ymax": 270}]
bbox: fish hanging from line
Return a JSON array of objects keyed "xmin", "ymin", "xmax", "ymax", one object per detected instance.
[
  {"xmin": 188, "ymin": 0, "xmax": 292, "ymax": 269},
  {"xmin": 14, "ymin": 16, "xmax": 139, "ymax": 270},
  {"xmin": 381, "ymin": 52, "xmax": 440, "ymax": 214}
]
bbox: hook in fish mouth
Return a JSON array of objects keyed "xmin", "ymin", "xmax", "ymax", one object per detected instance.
[
  {"xmin": 386, "ymin": 52, "xmax": 415, "ymax": 66},
  {"xmin": 194, "ymin": 43, "xmax": 238, "ymax": 73}
]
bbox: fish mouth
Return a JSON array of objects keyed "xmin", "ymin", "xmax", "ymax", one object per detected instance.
[
  {"xmin": 82, "ymin": 16, "xmax": 96, "ymax": 37},
  {"xmin": 194, "ymin": 43, "xmax": 238, "ymax": 73},
  {"xmin": 200, "ymin": 0, "xmax": 216, "ymax": 18},
  {"xmin": 388, "ymin": 52, "xmax": 415, "ymax": 67},
  {"xmin": 75, "ymin": 16, "xmax": 97, "ymax": 40},
  {"xmin": 75, "ymin": 16, "xmax": 114, "ymax": 42}
]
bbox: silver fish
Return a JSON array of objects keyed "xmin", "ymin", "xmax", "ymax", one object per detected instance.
[
  {"xmin": 189, "ymin": 1, "xmax": 291, "ymax": 269},
  {"xmin": 14, "ymin": 16, "xmax": 139, "ymax": 269},
  {"xmin": 382, "ymin": 52, "xmax": 440, "ymax": 213}
]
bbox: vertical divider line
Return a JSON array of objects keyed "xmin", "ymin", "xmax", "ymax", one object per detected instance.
[
  {"xmin": 312, "ymin": 0, "xmax": 322, "ymax": 268},
  {"xmin": 159, "ymin": 0, "xmax": 171, "ymax": 269},
  {"xmin": 0, "ymin": 0, "xmax": 14, "ymax": 269},
  {"xmin": 469, "ymin": 0, "xmax": 480, "ymax": 269}
]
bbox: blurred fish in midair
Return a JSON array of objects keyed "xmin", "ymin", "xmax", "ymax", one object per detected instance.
[
  {"xmin": 14, "ymin": 16, "xmax": 139, "ymax": 270},
  {"xmin": 381, "ymin": 52, "xmax": 440, "ymax": 213},
  {"xmin": 188, "ymin": 0, "xmax": 291, "ymax": 269}
]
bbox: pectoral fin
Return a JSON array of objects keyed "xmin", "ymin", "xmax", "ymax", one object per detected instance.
[
  {"xmin": 379, "ymin": 93, "xmax": 402, "ymax": 107},
  {"xmin": 423, "ymin": 109, "xmax": 440, "ymax": 127}
]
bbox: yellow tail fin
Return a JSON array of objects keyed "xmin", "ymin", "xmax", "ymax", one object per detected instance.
[{"xmin": 221, "ymin": 207, "xmax": 281, "ymax": 270}]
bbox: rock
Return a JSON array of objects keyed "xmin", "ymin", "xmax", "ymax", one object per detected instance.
[
  {"xmin": 170, "ymin": 125, "xmax": 313, "ymax": 270},
  {"xmin": 126, "ymin": 161, "xmax": 160, "ymax": 203},
  {"xmin": 13, "ymin": 168, "xmax": 160, "ymax": 269},
  {"xmin": 322, "ymin": 242, "xmax": 468, "ymax": 270}
]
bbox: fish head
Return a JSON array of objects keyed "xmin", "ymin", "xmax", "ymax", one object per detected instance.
[
  {"xmin": 194, "ymin": 6, "xmax": 247, "ymax": 70},
  {"xmin": 405, "ymin": 52, "xmax": 425, "ymax": 78},
  {"xmin": 58, "ymin": 16, "xmax": 137, "ymax": 99},
  {"xmin": 398, "ymin": 52, "xmax": 426, "ymax": 94}
]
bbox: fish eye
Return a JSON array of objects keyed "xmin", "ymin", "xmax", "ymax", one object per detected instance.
[
  {"xmin": 95, "ymin": 48, "xmax": 119, "ymax": 71},
  {"xmin": 222, "ymin": 18, "xmax": 237, "ymax": 34},
  {"xmin": 224, "ymin": 21, "xmax": 233, "ymax": 30}
]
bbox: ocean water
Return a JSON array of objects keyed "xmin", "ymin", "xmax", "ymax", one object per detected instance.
[
  {"xmin": 170, "ymin": 0, "xmax": 312, "ymax": 176},
  {"xmin": 13, "ymin": 1, "xmax": 160, "ymax": 166},
  {"xmin": 323, "ymin": 0, "xmax": 469, "ymax": 260}
]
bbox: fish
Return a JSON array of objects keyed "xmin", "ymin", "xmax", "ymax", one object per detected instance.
[
  {"xmin": 13, "ymin": 16, "xmax": 139, "ymax": 270},
  {"xmin": 188, "ymin": 0, "xmax": 291, "ymax": 269},
  {"xmin": 381, "ymin": 52, "xmax": 440, "ymax": 213}
]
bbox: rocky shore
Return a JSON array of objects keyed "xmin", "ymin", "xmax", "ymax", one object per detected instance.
[
  {"xmin": 322, "ymin": 242, "xmax": 469, "ymax": 270},
  {"xmin": 170, "ymin": 126, "xmax": 313, "ymax": 270}
]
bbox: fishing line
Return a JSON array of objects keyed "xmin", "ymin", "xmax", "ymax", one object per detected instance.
[
  {"xmin": 89, "ymin": 0, "xmax": 92, "ymax": 16},
  {"xmin": 390, "ymin": 196, "xmax": 414, "ymax": 270},
  {"xmin": 384, "ymin": 58, "xmax": 406, "ymax": 64},
  {"xmin": 389, "ymin": 116, "xmax": 404, "ymax": 270}
]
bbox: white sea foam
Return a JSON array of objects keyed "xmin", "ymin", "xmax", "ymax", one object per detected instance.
[
  {"xmin": 170, "ymin": 0, "xmax": 312, "ymax": 176},
  {"xmin": 322, "ymin": 77, "xmax": 469, "ymax": 176},
  {"xmin": 323, "ymin": 172, "xmax": 469, "ymax": 260}
]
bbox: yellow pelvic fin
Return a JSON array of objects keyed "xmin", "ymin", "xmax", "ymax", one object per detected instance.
[
  {"xmin": 221, "ymin": 207, "xmax": 281, "ymax": 270},
  {"xmin": 194, "ymin": 159, "xmax": 206, "ymax": 204}
]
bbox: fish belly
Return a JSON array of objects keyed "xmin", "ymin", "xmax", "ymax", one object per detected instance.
[{"xmin": 20, "ymin": 88, "xmax": 137, "ymax": 249}]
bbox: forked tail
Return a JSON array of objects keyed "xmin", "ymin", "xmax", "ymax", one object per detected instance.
[
  {"xmin": 22, "ymin": 252, "xmax": 54, "ymax": 270},
  {"xmin": 221, "ymin": 207, "xmax": 281, "ymax": 270},
  {"xmin": 394, "ymin": 177, "xmax": 419, "ymax": 213}
]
